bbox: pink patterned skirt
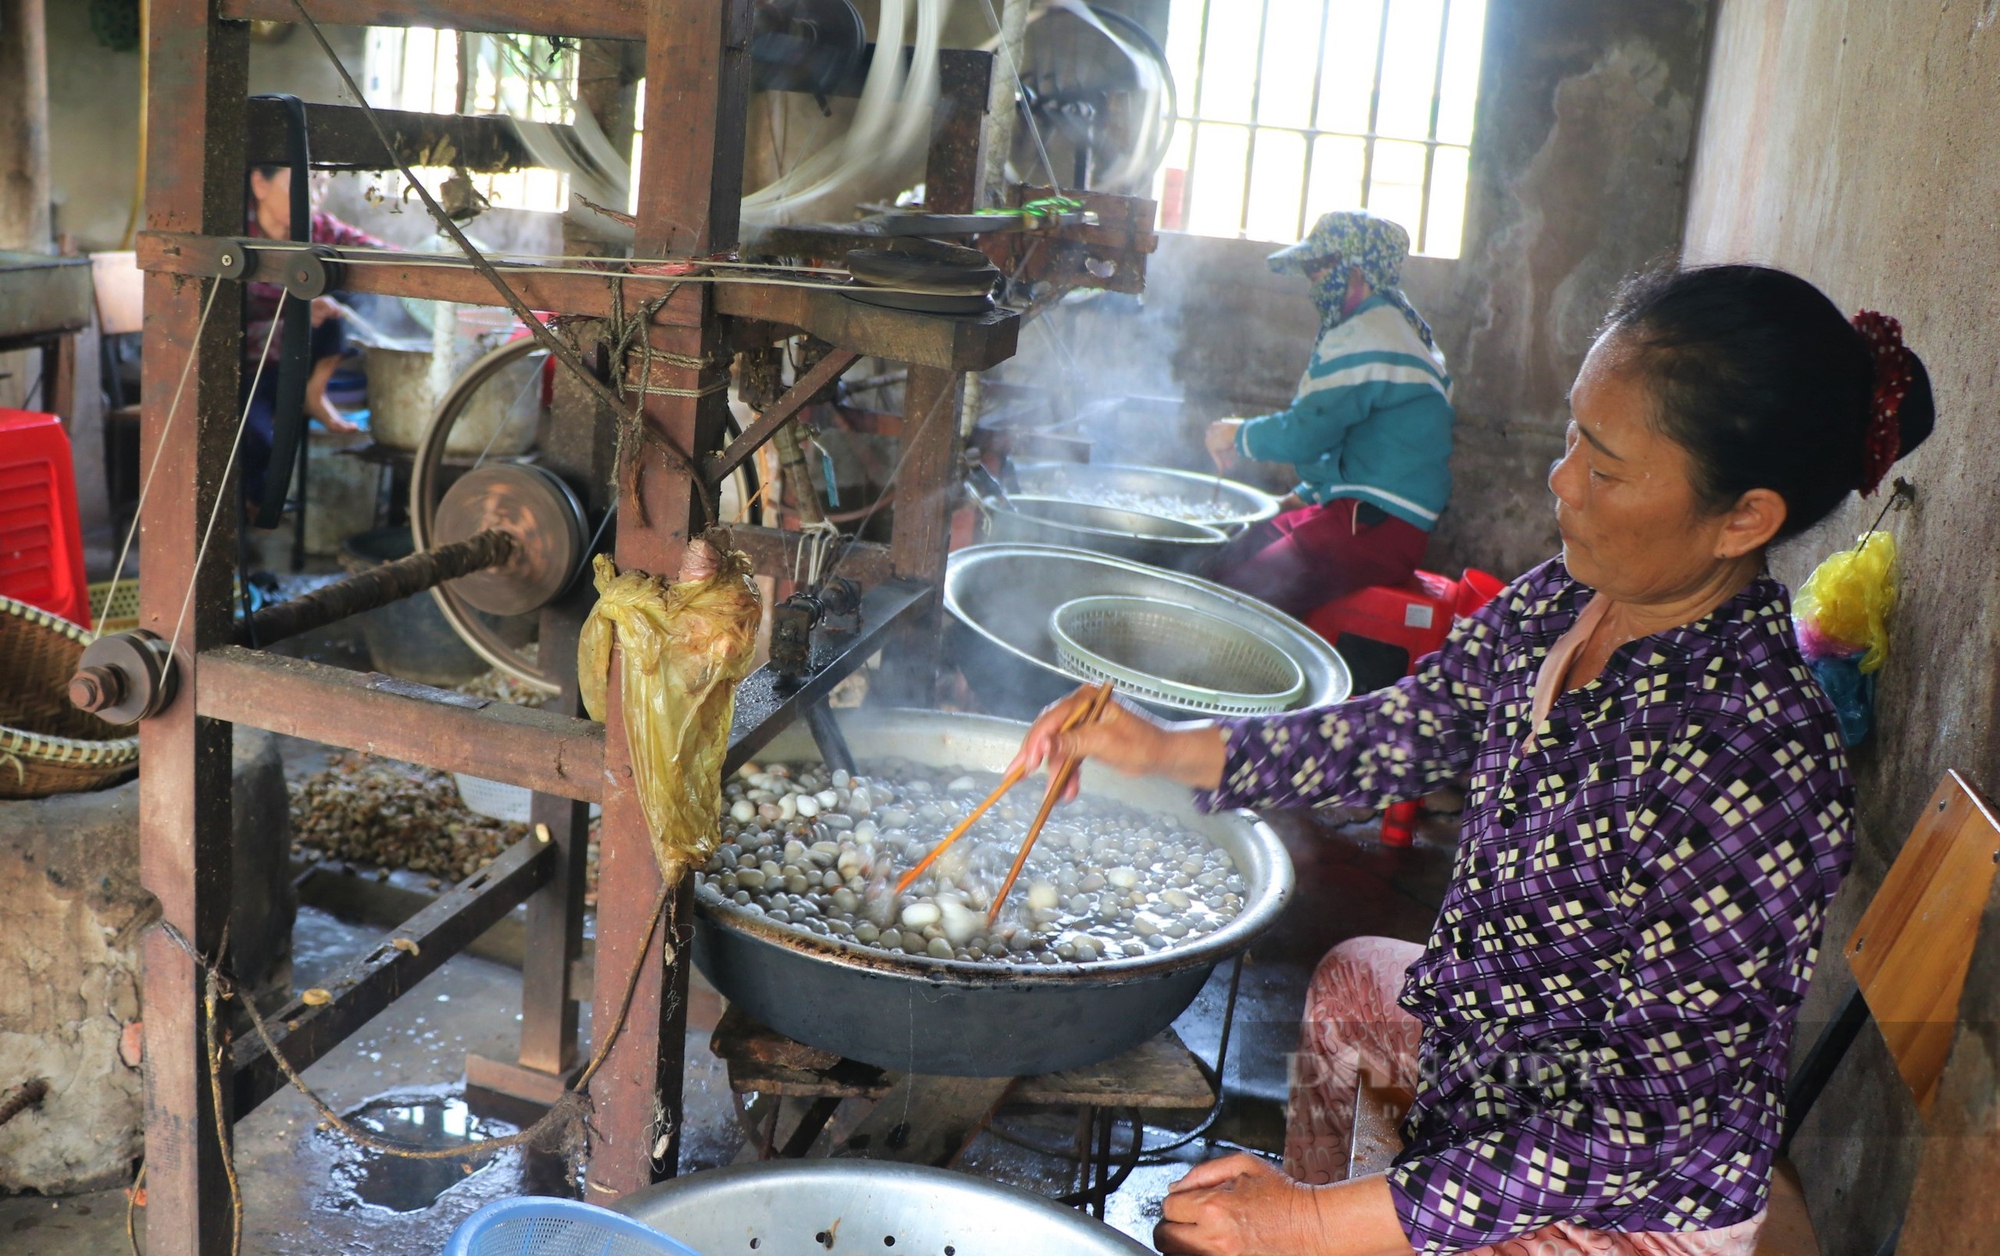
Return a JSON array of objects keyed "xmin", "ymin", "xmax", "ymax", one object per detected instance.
[{"xmin": 1285, "ymin": 937, "xmax": 1765, "ymax": 1256}]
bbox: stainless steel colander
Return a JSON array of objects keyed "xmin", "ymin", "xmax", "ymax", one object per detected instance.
[{"xmin": 1050, "ymin": 595, "xmax": 1308, "ymax": 716}]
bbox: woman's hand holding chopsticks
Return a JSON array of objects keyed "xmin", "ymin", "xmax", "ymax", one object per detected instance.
[
  {"xmin": 1008, "ymin": 686, "xmax": 1233, "ymax": 803},
  {"xmin": 894, "ymin": 683, "xmax": 1114, "ymax": 897}
]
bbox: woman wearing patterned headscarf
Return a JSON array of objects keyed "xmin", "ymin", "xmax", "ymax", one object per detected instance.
[{"xmin": 1204, "ymin": 210, "xmax": 1455, "ymax": 616}]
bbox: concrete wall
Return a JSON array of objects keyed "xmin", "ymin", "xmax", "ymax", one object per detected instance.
[
  {"xmin": 1683, "ymin": 2, "xmax": 2000, "ymax": 1250},
  {"xmin": 989, "ymin": 0, "xmax": 1714, "ymax": 584},
  {"xmin": 46, "ymin": 17, "xmax": 367, "ymax": 251}
]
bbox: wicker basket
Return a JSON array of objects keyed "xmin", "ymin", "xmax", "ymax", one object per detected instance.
[
  {"xmin": 0, "ymin": 595, "xmax": 141, "ymax": 798},
  {"xmin": 88, "ymin": 579, "xmax": 141, "ymax": 634}
]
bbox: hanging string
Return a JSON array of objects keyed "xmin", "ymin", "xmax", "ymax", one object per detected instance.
[
  {"xmin": 92, "ymin": 279, "xmax": 221, "ymax": 643},
  {"xmin": 165, "ymin": 298, "xmax": 286, "ymax": 664}
]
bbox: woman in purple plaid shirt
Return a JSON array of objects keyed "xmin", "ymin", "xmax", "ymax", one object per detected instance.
[{"xmin": 1014, "ymin": 265, "xmax": 1935, "ymax": 1256}]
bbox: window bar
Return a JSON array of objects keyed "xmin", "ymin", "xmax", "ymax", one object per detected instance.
[
  {"xmin": 438, "ymin": 28, "xmax": 453, "ymax": 113},
  {"xmin": 1179, "ymin": 0, "xmax": 1217, "ymax": 231},
  {"xmin": 1357, "ymin": 0, "xmax": 1394, "ymax": 209},
  {"xmin": 1237, "ymin": 0, "xmax": 1276, "ymax": 237},
  {"xmin": 1415, "ymin": 0, "xmax": 1453, "ymax": 253},
  {"xmin": 1294, "ymin": 0, "xmax": 1338, "ymax": 240},
  {"xmin": 389, "ymin": 30, "xmax": 407, "ymax": 113}
]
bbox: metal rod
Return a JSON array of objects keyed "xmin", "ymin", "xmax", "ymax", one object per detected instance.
[
  {"xmin": 1416, "ymin": 0, "xmax": 1453, "ymax": 253},
  {"xmin": 196, "ymin": 646, "xmax": 607, "ymax": 802},
  {"xmin": 1237, "ymin": 0, "xmax": 1275, "ymax": 237},
  {"xmin": 1359, "ymin": 0, "xmax": 1394, "ymax": 210},
  {"xmin": 723, "ymin": 578, "xmax": 935, "ymax": 776},
  {"xmin": 1093, "ymin": 1112, "xmax": 1113, "ymax": 1219},
  {"xmin": 234, "ymin": 528, "xmax": 515, "ymax": 647},
  {"xmin": 779, "ymin": 1095, "xmax": 843, "ymax": 1158},
  {"xmin": 803, "ymin": 701, "xmax": 858, "ymax": 777},
  {"xmin": 1780, "ymin": 984, "xmax": 1871, "ymax": 1154},
  {"xmin": 1179, "ymin": 0, "xmax": 1215, "ymax": 229},
  {"xmin": 1295, "ymin": 0, "xmax": 1337, "ymax": 240}
]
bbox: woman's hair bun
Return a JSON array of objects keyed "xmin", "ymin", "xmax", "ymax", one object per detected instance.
[{"xmin": 1605, "ymin": 263, "xmax": 1934, "ymax": 539}]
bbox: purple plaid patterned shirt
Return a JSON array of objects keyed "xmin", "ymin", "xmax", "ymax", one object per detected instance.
[{"xmin": 1198, "ymin": 558, "xmax": 1854, "ymax": 1253}]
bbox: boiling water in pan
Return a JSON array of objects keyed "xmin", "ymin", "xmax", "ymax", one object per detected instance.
[{"xmin": 1014, "ymin": 465, "xmax": 1245, "ymax": 526}]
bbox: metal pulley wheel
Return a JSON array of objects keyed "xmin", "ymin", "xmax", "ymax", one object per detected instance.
[
  {"xmin": 410, "ymin": 336, "xmax": 585, "ymax": 694},
  {"xmin": 750, "ymin": 0, "xmax": 866, "ymax": 95},
  {"xmin": 70, "ymin": 629, "xmax": 178, "ymax": 724}
]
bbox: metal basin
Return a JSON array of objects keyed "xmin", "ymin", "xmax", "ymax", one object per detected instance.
[
  {"xmin": 1012, "ymin": 460, "xmax": 1283, "ymax": 535},
  {"xmin": 979, "ymin": 495, "xmax": 1228, "ymax": 572},
  {"xmin": 945, "ymin": 543, "xmax": 1351, "ymax": 721},
  {"xmin": 364, "ymin": 344, "xmax": 542, "ymax": 455},
  {"xmin": 615, "ymin": 1160, "xmax": 1152, "ymax": 1255},
  {"xmin": 693, "ymin": 709, "xmax": 1292, "ymax": 1077}
]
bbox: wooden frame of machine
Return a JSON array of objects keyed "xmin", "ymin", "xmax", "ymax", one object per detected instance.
[{"xmin": 117, "ymin": 2, "xmax": 1149, "ymax": 1250}]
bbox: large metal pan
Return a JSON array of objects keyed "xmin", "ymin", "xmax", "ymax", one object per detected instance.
[
  {"xmin": 977, "ymin": 494, "xmax": 1230, "ymax": 573},
  {"xmin": 1012, "ymin": 460, "xmax": 1283, "ymax": 535},
  {"xmin": 692, "ymin": 709, "xmax": 1292, "ymax": 1078},
  {"xmin": 616, "ymin": 1159, "xmax": 1152, "ymax": 1255},
  {"xmin": 944, "ymin": 543, "xmax": 1351, "ymax": 722}
]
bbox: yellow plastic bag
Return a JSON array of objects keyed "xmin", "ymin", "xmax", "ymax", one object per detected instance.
[
  {"xmin": 579, "ymin": 539, "xmax": 761, "ymax": 880},
  {"xmin": 1794, "ymin": 530, "xmax": 1897, "ymax": 673}
]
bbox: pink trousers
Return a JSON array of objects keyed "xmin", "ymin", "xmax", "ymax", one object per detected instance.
[
  {"xmin": 1211, "ymin": 501, "xmax": 1430, "ymax": 617},
  {"xmin": 1286, "ymin": 937, "xmax": 1765, "ymax": 1256}
]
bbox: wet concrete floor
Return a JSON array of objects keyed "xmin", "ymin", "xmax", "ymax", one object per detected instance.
[{"xmin": 0, "ymin": 783, "xmax": 1454, "ymax": 1255}]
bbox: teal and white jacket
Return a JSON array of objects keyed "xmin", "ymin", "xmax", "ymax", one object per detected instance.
[{"xmin": 1235, "ymin": 294, "xmax": 1455, "ymax": 531}]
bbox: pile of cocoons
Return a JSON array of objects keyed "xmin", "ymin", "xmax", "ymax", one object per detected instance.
[{"xmin": 694, "ymin": 759, "xmax": 1248, "ymax": 966}]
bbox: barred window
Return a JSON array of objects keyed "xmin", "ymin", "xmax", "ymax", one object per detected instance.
[{"xmin": 1154, "ymin": 0, "xmax": 1487, "ymax": 257}]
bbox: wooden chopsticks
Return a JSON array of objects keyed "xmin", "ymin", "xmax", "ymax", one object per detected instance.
[
  {"xmin": 892, "ymin": 683, "xmax": 1113, "ymax": 903},
  {"xmin": 987, "ymin": 683, "xmax": 1116, "ymax": 925}
]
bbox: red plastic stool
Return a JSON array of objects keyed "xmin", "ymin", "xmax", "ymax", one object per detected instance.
[
  {"xmin": 1305, "ymin": 567, "xmax": 1506, "ymax": 845},
  {"xmin": 0, "ymin": 408, "xmax": 91, "ymax": 628}
]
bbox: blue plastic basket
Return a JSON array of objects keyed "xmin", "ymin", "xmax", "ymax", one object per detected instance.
[{"xmin": 441, "ymin": 1197, "xmax": 706, "ymax": 1256}]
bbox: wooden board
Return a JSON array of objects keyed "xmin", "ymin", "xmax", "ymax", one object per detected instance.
[
  {"xmin": 1012, "ymin": 1033, "xmax": 1217, "ymax": 1111},
  {"xmin": 195, "ymin": 647, "xmax": 607, "ymax": 802},
  {"xmin": 837, "ymin": 1074, "xmax": 1016, "ymax": 1166},
  {"xmin": 223, "ymin": 0, "xmax": 645, "ymax": 39},
  {"xmin": 1845, "ymin": 770, "xmax": 2000, "ymax": 1115},
  {"xmin": 136, "ymin": 231, "xmax": 1022, "ymax": 372},
  {"xmin": 136, "ymin": 9, "xmax": 250, "ymax": 1253},
  {"xmin": 713, "ymin": 1007, "xmax": 1215, "ymax": 1111},
  {"xmin": 247, "ymin": 99, "xmax": 540, "ymax": 172}
]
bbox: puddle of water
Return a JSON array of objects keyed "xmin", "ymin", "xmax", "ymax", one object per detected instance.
[{"xmin": 329, "ymin": 1092, "xmax": 515, "ymax": 1213}]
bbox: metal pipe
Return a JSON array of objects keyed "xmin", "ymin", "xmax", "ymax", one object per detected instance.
[
  {"xmin": 235, "ymin": 528, "xmax": 516, "ymax": 647},
  {"xmin": 803, "ymin": 700, "xmax": 856, "ymax": 776}
]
